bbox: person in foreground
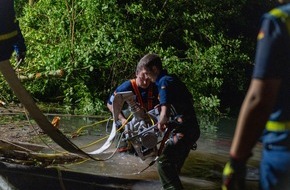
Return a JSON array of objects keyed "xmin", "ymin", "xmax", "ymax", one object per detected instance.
[
  {"xmin": 222, "ymin": 1, "xmax": 290, "ymax": 189},
  {"xmin": 140, "ymin": 53, "xmax": 200, "ymax": 190},
  {"xmin": 0, "ymin": 0, "xmax": 26, "ymax": 63},
  {"xmin": 107, "ymin": 60, "xmax": 159, "ymax": 152}
]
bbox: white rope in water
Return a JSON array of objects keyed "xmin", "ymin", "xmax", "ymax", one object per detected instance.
[
  {"xmin": 86, "ymin": 92, "xmax": 127, "ymax": 155},
  {"xmin": 88, "ymin": 122, "xmax": 116, "ymax": 155}
]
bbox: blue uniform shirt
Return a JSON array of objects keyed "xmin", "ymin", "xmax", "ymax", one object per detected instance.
[
  {"xmin": 253, "ymin": 4, "xmax": 290, "ymax": 122},
  {"xmin": 155, "ymin": 70, "xmax": 200, "ymax": 138},
  {"xmin": 254, "ymin": 5, "xmax": 290, "ymax": 150},
  {"xmin": 155, "ymin": 70, "xmax": 196, "ymax": 119},
  {"xmin": 253, "ymin": 6, "xmax": 290, "ymax": 188}
]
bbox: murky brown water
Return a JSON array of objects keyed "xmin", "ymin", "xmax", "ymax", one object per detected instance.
[
  {"xmin": 40, "ymin": 115, "xmax": 261, "ymax": 190},
  {"xmin": 0, "ymin": 115, "xmax": 260, "ymax": 189}
]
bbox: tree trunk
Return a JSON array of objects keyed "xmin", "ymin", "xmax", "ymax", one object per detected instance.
[{"xmin": 29, "ymin": 0, "xmax": 34, "ymax": 6}]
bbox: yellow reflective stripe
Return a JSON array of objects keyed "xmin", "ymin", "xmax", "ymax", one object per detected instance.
[
  {"xmin": 266, "ymin": 121, "xmax": 290, "ymax": 131},
  {"xmin": 221, "ymin": 162, "xmax": 233, "ymax": 190},
  {"xmin": 269, "ymin": 8, "xmax": 290, "ymax": 36},
  {"xmin": 270, "ymin": 8, "xmax": 288, "ymax": 19},
  {"xmin": 223, "ymin": 162, "xmax": 234, "ymax": 176},
  {"xmin": 0, "ymin": 30, "xmax": 18, "ymax": 41},
  {"xmin": 221, "ymin": 185, "xmax": 227, "ymax": 190}
]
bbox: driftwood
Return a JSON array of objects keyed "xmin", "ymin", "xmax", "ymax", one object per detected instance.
[
  {"xmin": 0, "ymin": 140, "xmax": 46, "ymax": 152},
  {"xmin": 17, "ymin": 69, "xmax": 64, "ymax": 81},
  {"xmin": 0, "ymin": 140, "xmax": 82, "ymax": 166}
]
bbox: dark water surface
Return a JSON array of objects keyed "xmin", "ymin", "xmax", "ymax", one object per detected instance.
[{"xmin": 44, "ymin": 115, "xmax": 261, "ymax": 190}]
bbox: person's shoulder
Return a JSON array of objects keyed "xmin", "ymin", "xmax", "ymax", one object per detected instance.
[
  {"xmin": 265, "ymin": 4, "xmax": 290, "ymax": 21},
  {"xmin": 158, "ymin": 74, "xmax": 177, "ymax": 87},
  {"xmin": 115, "ymin": 80, "xmax": 133, "ymax": 92},
  {"xmin": 121, "ymin": 80, "xmax": 132, "ymax": 86}
]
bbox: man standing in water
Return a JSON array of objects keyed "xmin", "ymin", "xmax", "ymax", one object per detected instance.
[
  {"xmin": 107, "ymin": 61, "xmax": 159, "ymax": 124},
  {"xmin": 222, "ymin": 1, "xmax": 290, "ymax": 189},
  {"xmin": 107, "ymin": 60, "xmax": 159, "ymax": 152},
  {"xmin": 140, "ymin": 53, "xmax": 200, "ymax": 190}
]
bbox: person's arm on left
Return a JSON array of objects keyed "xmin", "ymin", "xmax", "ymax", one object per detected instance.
[
  {"xmin": 107, "ymin": 102, "xmax": 127, "ymax": 125},
  {"xmin": 13, "ymin": 20, "xmax": 26, "ymax": 63}
]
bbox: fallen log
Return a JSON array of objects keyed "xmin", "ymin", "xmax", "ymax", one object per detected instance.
[
  {"xmin": 0, "ymin": 140, "xmax": 82, "ymax": 166},
  {"xmin": 0, "ymin": 140, "xmax": 46, "ymax": 152}
]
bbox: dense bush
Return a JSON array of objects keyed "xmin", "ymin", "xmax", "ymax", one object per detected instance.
[{"xmin": 0, "ymin": 0, "xmax": 275, "ymax": 115}]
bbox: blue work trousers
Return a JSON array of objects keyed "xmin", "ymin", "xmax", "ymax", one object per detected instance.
[{"xmin": 260, "ymin": 144, "xmax": 290, "ymax": 190}]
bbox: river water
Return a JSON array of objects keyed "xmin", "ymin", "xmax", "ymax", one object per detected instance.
[
  {"xmin": 0, "ymin": 114, "xmax": 261, "ymax": 189},
  {"xmin": 37, "ymin": 115, "xmax": 260, "ymax": 190}
]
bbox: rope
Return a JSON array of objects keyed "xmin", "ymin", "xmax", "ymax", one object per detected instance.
[
  {"xmin": 0, "ymin": 97, "xmax": 152, "ymax": 165},
  {"xmin": 80, "ymin": 114, "xmax": 132, "ymax": 150},
  {"xmin": 71, "ymin": 118, "xmax": 111, "ymax": 138}
]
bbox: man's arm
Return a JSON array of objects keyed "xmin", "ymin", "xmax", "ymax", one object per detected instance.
[
  {"xmin": 158, "ymin": 104, "xmax": 170, "ymax": 132},
  {"xmin": 230, "ymin": 78, "xmax": 281, "ymax": 161}
]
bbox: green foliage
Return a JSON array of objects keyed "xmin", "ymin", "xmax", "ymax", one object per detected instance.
[
  {"xmin": 2, "ymin": 0, "xmax": 275, "ymax": 116},
  {"xmin": 18, "ymin": 0, "xmax": 141, "ymax": 114}
]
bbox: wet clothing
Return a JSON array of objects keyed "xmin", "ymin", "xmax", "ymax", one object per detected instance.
[
  {"xmin": 155, "ymin": 70, "xmax": 200, "ymax": 190},
  {"xmin": 157, "ymin": 138, "xmax": 192, "ymax": 190},
  {"xmin": 107, "ymin": 79, "xmax": 159, "ymax": 111},
  {"xmin": 0, "ymin": 0, "xmax": 26, "ymax": 62},
  {"xmin": 156, "ymin": 70, "xmax": 200, "ymax": 140},
  {"xmin": 108, "ymin": 79, "xmax": 159, "ymax": 152},
  {"xmin": 253, "ymin": 4, "xmax": 290, "ymax": 189}
]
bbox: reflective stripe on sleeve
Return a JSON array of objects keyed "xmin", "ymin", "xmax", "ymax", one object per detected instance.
[
  {"xmin": 0, "ymin": 30, "xmax": 18, "ymax": 41},
  {"xmin": 266, "ymin": 121, "xmax": 290, "ymax": 131}
]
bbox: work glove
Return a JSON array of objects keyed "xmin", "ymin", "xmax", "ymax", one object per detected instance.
[{"xmin": 222, "ymin": 157, "xmax": 246, "ymax": 190}]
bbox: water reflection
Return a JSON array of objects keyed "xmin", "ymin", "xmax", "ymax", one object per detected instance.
[
  {"xmin": 200, "ymin": 117, "xmax": 262, "ymax": 161},
  {"xmin": 44, "ymin": 115, "xmax": 261, "ymax": 190}
]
